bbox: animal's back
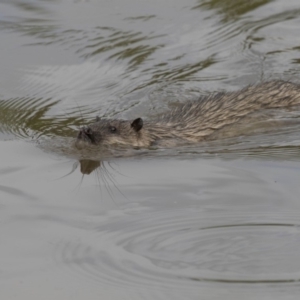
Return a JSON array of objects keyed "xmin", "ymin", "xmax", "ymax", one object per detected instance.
[{"xmin": 152, "ymin": 81, "xmax": 300, "ymax": 142}]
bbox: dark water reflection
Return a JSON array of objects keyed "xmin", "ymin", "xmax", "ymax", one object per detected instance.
[
  {"xmin": 194, "ymin": 0, "xmax": 273, "ymax": 21},
  {"xmin": 2, "ymin": 0, "xmax": 300, "ymax": 299}
]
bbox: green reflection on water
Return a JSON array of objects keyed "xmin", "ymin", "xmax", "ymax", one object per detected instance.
[
  {"xmin": 194, "ymin": 0, "xmax": 272, "ymax": 22},
  {"xmin": 0, "ymin": 97, "xmax": 85, "ymax": 139}
]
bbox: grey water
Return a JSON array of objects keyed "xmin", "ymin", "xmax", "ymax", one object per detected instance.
[{"xmin": 1, "ymin": 0, "xmax": 300, "ymax": 299}]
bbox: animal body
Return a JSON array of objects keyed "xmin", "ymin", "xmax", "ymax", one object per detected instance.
[{"xmin": 76, "ymin": 81, "xmax": 300, "ymax": 149}]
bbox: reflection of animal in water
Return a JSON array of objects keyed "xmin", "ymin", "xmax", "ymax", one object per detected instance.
[
  {"xmin": 79, "ymin": 159, "xmax": 101, "ymax": 175},
  {"xmin": 76, "ymin": 81, "xmax": 300, "ymax": 149},
  {"xmin": 76, "ymin": 159, "xmax": 126, "ymax": 200}
]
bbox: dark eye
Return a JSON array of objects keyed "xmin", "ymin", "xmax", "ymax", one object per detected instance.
[
  {"xmin": 110, "ymin": 126, "xmax": 117, "ymax": 133},
  {"xmin": 85, "ymin": 127, "xmax": 92, "ymax": 135}
]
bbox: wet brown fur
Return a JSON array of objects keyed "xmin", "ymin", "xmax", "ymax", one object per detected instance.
[{"xmin": 76, "ymin": 81, "xmax": 300, "ymax": 149}]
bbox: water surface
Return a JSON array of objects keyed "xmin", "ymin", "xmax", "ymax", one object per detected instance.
[{"xmin": 1, "ymin": 0, "xmax": 300, "ymax": 299}]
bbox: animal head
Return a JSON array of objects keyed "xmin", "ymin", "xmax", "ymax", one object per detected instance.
[{"xmin": 76, "ymin": 117, "xmax": 145, "ymax": 148}]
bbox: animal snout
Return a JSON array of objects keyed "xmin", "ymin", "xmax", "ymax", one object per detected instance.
[{"xmin": 77, "ymin": 126, "xmax": 96, "ymax": 144}]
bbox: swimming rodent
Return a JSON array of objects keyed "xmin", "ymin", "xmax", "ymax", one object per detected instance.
[{"xmin": 75, "ymin": 81, "xmax": 300, "ymax": 149}]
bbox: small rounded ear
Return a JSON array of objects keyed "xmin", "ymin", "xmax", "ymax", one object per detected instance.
[{"xmin": 131, "ymin": 118, "xmax": 143, "ymax": 132}]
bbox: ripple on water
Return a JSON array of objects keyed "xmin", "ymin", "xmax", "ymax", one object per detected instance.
[
  {"xmin": 53, "ymin": 209, "xmax": 300, "ymax": 292},
  {"xmin": 0, "ymin": 96, "xmax": 82, "ymax": 140}
]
